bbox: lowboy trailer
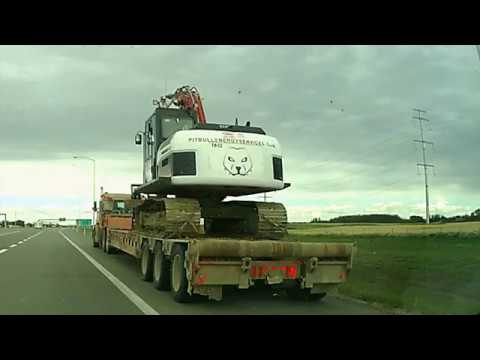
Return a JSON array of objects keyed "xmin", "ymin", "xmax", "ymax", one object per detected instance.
[{"xmin": 94, "ymin": 193, "xmax": 355, "ymax": 303}]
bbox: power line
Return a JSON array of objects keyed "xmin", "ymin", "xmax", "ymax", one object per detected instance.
[
  {"xmin": 413, "ymin": 108, "xmax": 435, "ymax": 224},
  {"xmin": 305, "ymin": 138, "xmax": 416, "ymax": 187}
]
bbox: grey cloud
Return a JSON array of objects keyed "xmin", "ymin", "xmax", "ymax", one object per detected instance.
[{"xmin": 1, "ymin": 45, "xmax": 479, "ymax": 217}]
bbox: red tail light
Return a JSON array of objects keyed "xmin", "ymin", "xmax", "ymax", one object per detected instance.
[
  {"xmin": 249, "ymin": 263, "xmax": 298, "ymax": 279},
  {"xmin": 287, "ymin": 266, "xmax": 297, "ymax": 279}
]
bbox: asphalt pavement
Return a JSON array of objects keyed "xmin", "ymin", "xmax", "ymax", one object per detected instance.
[{"xmin": 0, "ymin": 228, "xmax": 388, "ymax": 315}]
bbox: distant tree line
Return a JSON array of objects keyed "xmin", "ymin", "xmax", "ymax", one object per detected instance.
[
  {"xmin": 311, "ymin": 208, "xmax": 480, "ymax": 224},
  {"xmin": 0, "ymin": 220, "xmax": 26, "ymax": 227},
  {"xmin": 329, "ymin": 214, "xmax": 405, "ymax": 223}
]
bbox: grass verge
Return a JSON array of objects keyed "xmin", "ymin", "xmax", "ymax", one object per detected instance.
[{"xmin": 288, "ymin": 227, "xmax": 480, "ymax": 315}]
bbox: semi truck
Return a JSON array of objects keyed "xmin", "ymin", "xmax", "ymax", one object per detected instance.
[{"xmin": 92, "ymin": 85, "xmax": 356, "ymax": 303}]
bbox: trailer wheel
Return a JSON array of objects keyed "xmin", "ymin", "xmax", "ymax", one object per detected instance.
[
  {"xmin": 286, "ymin": 286, "xmax": 326, "ymax": 302},
  {"xmin": 153, "ymin": 242, "xmax": 170, "ymax": 290},
  {"xmin": 105, "ymin": 230, "xmax": 116, "ymax": 254},
  {"xmin": 170, "ymin": 244, "xmax": 192, "ymax": 303},
  {"xmin": 140, "ymin": 241, "xmax": 153, "ymax": 281}
]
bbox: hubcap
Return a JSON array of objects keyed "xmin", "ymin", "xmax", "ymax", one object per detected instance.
[{"xmin": 172, "ymin": 254, "xmax": 182, "ymax": 292}]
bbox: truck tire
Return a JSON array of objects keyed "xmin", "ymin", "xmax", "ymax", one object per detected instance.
[
  {"xmin": 92, "ymin": 227, "xmax": 99, "ymax": 248},
  {"xmin": 102, "ymin": 229, "xmax": 108, "ymax": 253},
  {"xmin": 170, "ymin": 244, "xmax": 192, "ymax": 303},
  {"xmin": 140, "ymin": 241, "xmax": 153, "ymax": 281},
  {"xmin": 98, "ymin": 228, "xmax": 104, "ymax": 250},
  {"xmin": 286, "ymin": 286, "xmax": 326, "ymax": 302},
  {"xmin": 153, "ymin": 242, "xmax": 170, "ymax": 290}
]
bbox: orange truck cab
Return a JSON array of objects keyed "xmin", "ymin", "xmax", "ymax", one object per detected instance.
[{"xmin": 93, "ymin": 193, "xmax": 143, "ymax": 249}]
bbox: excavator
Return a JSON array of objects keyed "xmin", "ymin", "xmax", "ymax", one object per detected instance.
[{"xmin": 131, "ymin": 85, "xmax": 290, "ymax": 239}]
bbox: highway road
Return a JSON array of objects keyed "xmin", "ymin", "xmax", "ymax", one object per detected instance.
[{"xmin": 0, "ymin": 228, "xmax": 389, "ymax": 315}]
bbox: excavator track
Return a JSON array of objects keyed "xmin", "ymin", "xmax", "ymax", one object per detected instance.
[
  {"xmin": 255, "ymin": 202, "xmax": 288, "ymax": 240},
  {"xmin": 201, "ymin": 201, "xmax": 288, "ymax": 240},
  {"xmin": 135, "ymin": 197, "xmax": 287, "ymax": 240},
  {"xmin": 136, "ymin": 198, "xmax": 202, "ymax": 238}
]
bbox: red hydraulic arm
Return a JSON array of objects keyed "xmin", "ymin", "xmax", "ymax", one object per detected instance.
[{"xmin": 165, "ymin": 86, "xmax": 207, "ymax": 125}]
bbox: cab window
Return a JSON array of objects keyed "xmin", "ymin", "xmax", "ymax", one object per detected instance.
[
  {"xmin": 161, "ymin": 117, "xmax": 194, "ymax": 139},
  {"xmin": 114, "ymin": 201, "xmax": 126, "ymax": 212}
]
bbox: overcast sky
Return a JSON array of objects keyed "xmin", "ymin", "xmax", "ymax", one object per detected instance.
[{"xmin": 0, "ymin": 45, "xmax": 479, "ymax": 222}]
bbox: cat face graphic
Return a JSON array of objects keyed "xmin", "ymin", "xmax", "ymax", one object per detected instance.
[{"xmin": 223, "ymin": 147, "xmax": 252, "ymax": 176}]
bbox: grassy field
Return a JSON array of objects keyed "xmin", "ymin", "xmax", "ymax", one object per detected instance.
[
  {"xmin": 287, "ymin": 222, "xmax": 480, "ymax": 315},
  {"xmin": 289, "ymin": 221, "xmax": 480, "ymax": 236}
]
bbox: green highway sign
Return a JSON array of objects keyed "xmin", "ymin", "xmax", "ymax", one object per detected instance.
[{"xmin": 76, "ymin": 219, "xmax": 92, "ymax": 228}]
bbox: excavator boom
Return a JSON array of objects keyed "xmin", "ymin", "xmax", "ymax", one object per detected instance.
[{"xmin": 165, "ymin": 85, "xmax": 207, "ymax": 124}]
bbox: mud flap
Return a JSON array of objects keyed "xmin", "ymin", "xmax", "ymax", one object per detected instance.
[
  {"xmin": 266, "ymin": 272, "xmax": 284, "ymax": 285},
  {"xmin": 185, "ymin": 242, "xmax": 199, "ymax": 296},
  {"xmin": 193, "ymin": 285, "xmax": 223, "ymax": 301},
  {"xmin": 239, "ymin": 257, "xmax": 252, "ymax": 289},
  {"xmin": 302, "ymin": 261, "xmax": 348, "ymax": 289},
  {"xmin": 303, "ymin": 257, "xmax": 319, "ymax": 289}
]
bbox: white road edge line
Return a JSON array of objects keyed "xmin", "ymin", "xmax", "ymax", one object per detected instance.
[
  {"xmin": 9, "ymin": 244, "xmax": 17, "ymax": 248},
  {"xmin": 58, "ymin": 231, "xmax": 159, "ymax": 316},
  {"xmin": 0, "ymin": 231, "xmax": 21, "ymax": 237},
  {"xmin": 0, "ymin": 249, "xmax": 7, "ymax": 254}
]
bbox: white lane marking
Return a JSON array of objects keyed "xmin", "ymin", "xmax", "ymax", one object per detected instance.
[
  {"xmin": 23, "ymin": 232, "xmax": 43, "ymax": 241},
  {"xmin": 6, "ymin": 232, "xmax": 43, "ymax": 249},
  {"xmin": 0, "ymin": 231, "xmax": 21, "ymax": 237},
  {"xmin": 0, "ymin": 249, "xmax": 7, "ymax": 254},
  {"xmin": 58, "ymin": 231, "xmax": 159, "ymax": 316}
]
